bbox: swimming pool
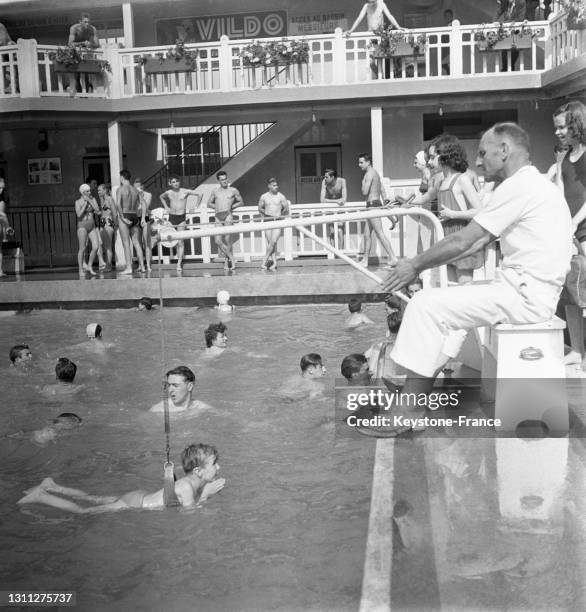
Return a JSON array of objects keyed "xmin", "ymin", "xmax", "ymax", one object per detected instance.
[{"xmin": 0, "ymin": 304, "xmax": 388, "ymax": 611}]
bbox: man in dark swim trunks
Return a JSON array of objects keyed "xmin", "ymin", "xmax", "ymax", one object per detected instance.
[
  {"xmin": 116, "ymin": 169, "xmax": 145, "ymax": 274},
  {"xmin": 160, "ymin": 176, "xmax": 202, "ymax": 271},
  {"xmin": 258, "ymin": 178, "xmax": 290, "ymax": 270},
  {"xmin": 206, "ymin": 171, "xmax": 243, "ymax": 270},
  {"xmin": 358, "ymin": 153, "xmax": 397, "ymax": 267}
]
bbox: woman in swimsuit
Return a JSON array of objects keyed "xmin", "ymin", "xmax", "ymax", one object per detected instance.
[
  {"xmin": 75, "ymin": 183, "xmax": 101, "ymax": 277},
  {"xmin": 433, "ymin": 136, "xmax": 484, "ymax": 284},
  {"xmin": 97, "ymin": 183, "xmax": 115, "ymax": 271}
]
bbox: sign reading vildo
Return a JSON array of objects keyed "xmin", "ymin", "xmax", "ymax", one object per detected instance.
[{"xmin": 155, "ymin": 11, "xmax": 288, "ymax": 44}]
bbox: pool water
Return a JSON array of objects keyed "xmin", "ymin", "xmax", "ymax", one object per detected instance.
[{"xmin": 0, "ymin": 305, "xmax": 388, "ymax": 611}]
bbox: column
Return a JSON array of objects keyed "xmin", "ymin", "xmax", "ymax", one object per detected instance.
[
  {"xmin": 16, "ymin": 39, "xmax": 40, "ymax": 98},
  {"xmin": 370, "ymin": 106, "xmax": 384, "ymax": 175},
  {"xmin": 122, "ymin": 3, "xmax": 134, "ymax": 48},
  {"xmin": 108, "ymin": 120, "xmax": 125, "ymax": 266}
]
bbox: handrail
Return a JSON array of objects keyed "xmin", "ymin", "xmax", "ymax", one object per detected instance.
[{"xmin": 159, "ymin": 206, "xmax": 448, "ymax": 288}]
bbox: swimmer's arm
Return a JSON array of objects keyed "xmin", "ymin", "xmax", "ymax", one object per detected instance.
[
  {"xmin": 345, "ymin": 4, "xmax": 367, "ymax": 36},
  {"xmin": 361, "ymin": 313, "xmax": 375, "ymax": 324},
  {"xmin": 231, "ymin": 188, "xmax": 243, "ymax": 210},
  {"xmin": 258, "ymin": 195, "xmax": 266, "ymax": 216},
  {"xmin": 282, "ymin": 197, "xmax": 291, "ymax": 216},
  {"xmin": 159, "ymin": 191, "xmax": 170, "ymax": 210},
  {"xmin": 175, "ymin": 478, "xmax": 197, "ymax": 509},
  {"xmin": 67, "ymin": 24, "xmax": 77, "ymax": 46},
  {"xmin": 320, "ymin": 180, "xmax": 327, "ymax": 203},
  {"xmin": 339, "ymin": 179, "xmax": 347, "ymax": 205},
  {"xmin": 572, "ymin": 198, "xmax": 586, "ymax": 230}
]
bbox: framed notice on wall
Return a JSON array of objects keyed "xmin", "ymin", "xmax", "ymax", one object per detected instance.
[{"xmin": 27, "ymin": 157, "xmax": 62, "ymax": 185}]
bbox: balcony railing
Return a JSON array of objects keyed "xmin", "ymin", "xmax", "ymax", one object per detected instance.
[{"xmin": 2, "ymin": 13, "xmax": 584, "ymax": 100}]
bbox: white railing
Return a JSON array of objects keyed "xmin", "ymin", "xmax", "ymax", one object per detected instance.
[
  {"xmin": 2, "ymin": 14, "xmax": 583, "ymax": 100},
  {"xmin": 36, "ymin": 45, "xmax": 109, "ymax": 97},
  {"xmin": 549, "ymin": 10, "xmax": 586, "ymax": 68}
]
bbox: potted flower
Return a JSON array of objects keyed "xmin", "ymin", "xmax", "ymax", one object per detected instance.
[
  {"xmin": 240, "ymin": 38, "xmax": 309, "ymax": 67},
  {"xmin": 473, "ymin": 22, "xmax": 542, "ymax": 51},
  {"xmin": 136, "ymin": 40, "xmax": 199, "ymax": 74},
  {"xmin": 49, "ymin": 45, "xmax": 111, "ymax": 73},
  {"xmin": 369, "ymin": 28, "xmax": 427, "ymax": 59},
  {"xmin": 564, "ymin": 0, "xmax": 586, "ymax": 30}
]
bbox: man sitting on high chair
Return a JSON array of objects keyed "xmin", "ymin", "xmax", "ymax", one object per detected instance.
[{"xmin": 376, "ymin": 122, "xmax": 573, "ymax": 437}]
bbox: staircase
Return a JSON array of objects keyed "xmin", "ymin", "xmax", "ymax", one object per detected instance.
[{"xmin": 143, "ymin": 122, "xmax": 274, "ymax": 194}]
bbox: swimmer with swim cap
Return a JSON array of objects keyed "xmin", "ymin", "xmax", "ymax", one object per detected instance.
[
  {"xmin": 86, "ymin": 323, "xmax": 102, "ymax": 338},
  {"xmin": 215, "ymin": 290, "xmax": 234, "ymax": 314}
]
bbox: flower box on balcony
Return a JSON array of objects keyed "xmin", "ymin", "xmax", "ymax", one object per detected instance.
[
  {"xmin": 477, "ymin": 35, "xmax": 533, "ymax": 51},
  {"xmin": 142, "ymin": 57, "xmax": 197, "ymax": 74},
  {"xmin": 53, "ymin": 59, "xmax": 106, "ymax": 73}
]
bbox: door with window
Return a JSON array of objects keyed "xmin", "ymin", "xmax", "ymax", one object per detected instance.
[
  {"xmin": 83, "ymin": 157, "xmax": 111, "ymax": 185},
  {"xmin": 295, "ymin": 146, "xmax": 341, "ymax": 204}
]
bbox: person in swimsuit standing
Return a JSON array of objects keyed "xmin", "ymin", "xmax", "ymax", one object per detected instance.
[
  {"xmin": 97, "ymin": 183, "xmax": 115, "ymax": 272},
  {"xmin": 160, "ymin": 176, "xmax": 202, "ymax": 271},
  {"xmin": 553, "ymin": 100, "xmax": 586, "ymax": 367},
  {"xmin": 116, "ymin": 170, "xmax": 145, "ymax": 274},
  {"xmin": 134, "ymin": 178, "xmax": 154, "ymax": 271},
  {"xmin": 358, "ymin": 153, "xmax": 397, "ymax": 267},
  {"xmin": 75, "ymin": 183, "xmax": 101, "ymax": 277},
  {"xmin": 320, "ymin": 169, "xmax": 347, "ymax": 248},
  {"xmin": 434, "ymin": 136, "xmax": 484, "ymax": 284},
  {"xmin": 258, "ymin": 178, "xmax": 290, "ymax": 270},
  {"xmin": 207, "ymin": 171, "xmax": 243, "ymax": 270},
  {"xmin": 17, "ymin": 443, "xmax": 225, "ymax": 512}
]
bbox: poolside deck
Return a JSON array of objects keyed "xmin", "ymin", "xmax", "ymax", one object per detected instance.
[{"xmin": 0, "ymin": 259, "xmax": 389, "ymax": 310}]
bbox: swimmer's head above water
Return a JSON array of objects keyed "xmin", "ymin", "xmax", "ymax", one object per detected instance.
[
  {"xmin": 86, "ymin": 323, "xmax": 102, "ymax": 338},
  {"xmin": 53, "ymin": 413, "xmax": 83, "ymax": 429},
  {"xmin": 300, "ymin": 353, "xmax": 326, "ymax": 378},
  {"xmin": 181, "ymin": 443, "xmax": 220, "ymax": 480},
  {"xmin": 56, "ymin": 358, "xmax": 77, "ymax": 383},
  {"xmin": 138, "ymin": 297, "xmax": 153, "ymax": 311},
  {"xmin": 216, "ymin": 290, "xmax": 230, "ymax": 306},
  {"xmin": 341, "ymin": 353, "xmax": 371, "ymax": 385},
  {"xmin": 9, "ymin": 344, "xmax": 32, "ymax": 366},
  {"xmin": 204, "ymin": 322, "xmax": 227, "ymax": 349}
]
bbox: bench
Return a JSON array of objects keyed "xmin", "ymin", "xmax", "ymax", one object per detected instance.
[{"xmin": 480, "ymin": 316, "xmax": 569, "ymax": 434}]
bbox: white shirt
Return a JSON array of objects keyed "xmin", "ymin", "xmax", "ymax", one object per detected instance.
[{"xmin": 474, "ymin": 165, "xmax": 573, "ymax": 293}]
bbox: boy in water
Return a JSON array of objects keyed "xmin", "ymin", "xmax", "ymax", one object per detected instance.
[
  {"xmin": 160, "ymin": 176, "xmax": 202, "ymax": 271},
  {"xmin": 17, "ymin": 443, "xmax": 225, "ymax": 512},
  {"xmin": 258, "ymin": 178, "xmax": 290, "ymax": 270},
  {"xmin": 9, "ymin": 344, "xmax": 32, "ymax": 367},
  {"xmin": 29, "ymin": 413, "xmax": 82, "ymax": 445},
  {"xmin": 150, "ymin": 366, "xmax": 212, "ymax": 413},
  {"xmin": 204, "ymin": 322, "xmax": 228, "ymax": 357},
  {"xmin": 346, "ymin": 298, "xmax": 374, "ymax": 328},
  {"xmin": 279, "ymin": 353, "xmax": 327, "ymax": 400},
  {"xmin": 206, "ymin": 171, "xmax": 243, "ymax": 270},
  {"xmin": 341, "ymin": 353, "xmax": 373, "ymax": 385}
]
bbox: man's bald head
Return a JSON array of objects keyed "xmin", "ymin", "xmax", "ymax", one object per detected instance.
[{"xmin": 477, "ymin": 122, "xmax": 531, "ymax": 183}]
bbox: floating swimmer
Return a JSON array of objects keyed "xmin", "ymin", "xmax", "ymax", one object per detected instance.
[
  {"xmin": 215, "ymin": 290, "xmax": 234, "ymax": 314},
  {"xmin": 17, "ymin": 443, "xmax": 225, "ymax": 512},
  {"xmin": 9, "ymin": 413, "xmax": 83, "ymax": 445}
]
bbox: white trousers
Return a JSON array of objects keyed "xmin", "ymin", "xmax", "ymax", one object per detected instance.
[{"xmin": 391, "ymin": 272, "xmax": 560, "ymax": 377}]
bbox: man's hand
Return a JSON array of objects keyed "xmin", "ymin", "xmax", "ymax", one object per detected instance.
[
  {"xmin": 344, "ymin": 30, "xmax": 352, "ymax": 38},
  {"xmin": 382, "ymin": 258, "xmax": 418, "ymax": 293}
]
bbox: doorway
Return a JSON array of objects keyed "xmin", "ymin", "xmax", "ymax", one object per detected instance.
[
  {"xmin": 294, "ymin": 145, "xmax": 341, "ymax": 204},
  {"xmin": 83, "ymin": 156, "xmax": 111, "ymax": 185}
]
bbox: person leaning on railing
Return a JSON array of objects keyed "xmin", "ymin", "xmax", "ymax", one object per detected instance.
[
  {"xmin": 494, "ymin": 0, "xmax": 526, "ymax": 71},
  {"xmin": 0, "ymin": 22, "xmax": 14, "ymax": 46},
  {"xmin": 67, "ymin": 12, "xmax": 100, "ymax": 96}
]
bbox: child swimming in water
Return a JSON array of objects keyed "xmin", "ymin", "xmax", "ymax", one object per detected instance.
[
  {"xmin": 137, "ymin": 297, "xmax": 153, "ymax": 311},
  {"xmin": 279, "ymin": 353, "xmax": 327, "ymax": 400},
  {"xmin": 204, "ymin": 322, "xmax": 228, "ymax": 357},
  {"xmin": 40, "ymin": 358, "xmax": 83, "ymax": 398},
  {"xmin": 17, "ymin": 443, "xmax": 225, "ymax": 512},
  {"xmin": 346, "ymin": 298, "xmax": 374, "ymax": 329}
]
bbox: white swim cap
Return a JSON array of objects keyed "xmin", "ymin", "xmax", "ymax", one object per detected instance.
[
  {"xmin": 86, "ymin": 323, "xmax": 102, "ymax": 338},
  {"xmin": 217, "ymin": 290, "xmax": 230, "ymax": 304},
  {"xmin": 79, "ymin": 183, "xmax": 91, "ymax": 194}
]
